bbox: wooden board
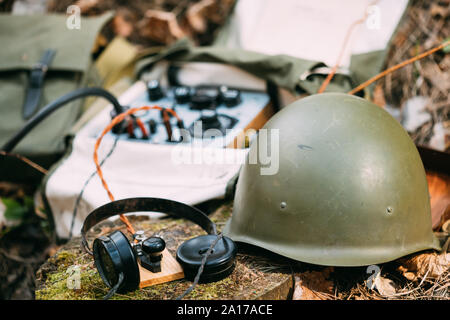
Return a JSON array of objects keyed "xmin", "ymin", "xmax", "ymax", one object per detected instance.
[{"xmin": 139, "ymin": 249, "xmax": 184, "ymax": 288}]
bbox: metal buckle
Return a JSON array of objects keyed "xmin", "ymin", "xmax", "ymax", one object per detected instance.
[
  {"xmin": 31, "ymin": 62, "xmax": 48, "ymax": 73},
  {"xmin": 299, "ymin": 66, "xmax": 351, "ymax": 81}
]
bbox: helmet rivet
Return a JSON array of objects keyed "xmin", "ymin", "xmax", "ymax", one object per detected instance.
[
  {"xmin": 386, "ymin": 207, "xmax": 394, "ymax": 215},
  {"xmin": 280, "ymin": 202, "xmax": 287, "ymax": 209}
]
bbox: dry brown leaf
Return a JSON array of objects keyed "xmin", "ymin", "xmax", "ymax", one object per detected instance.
[
  {"xmin": 426, "ymin": 171, "xmax": 450, "ymax": 230},
  {"xmin": 373, "ymin": 273, "xmax": 397, "ymax": 296},
  {"xmin": 443, "ymin": 220, "xmax": 450, "ymax": 234},
  {"xmin": 113, "ymin": 10, "xmax": 134, "ymax": 38},
  {"xmin": 293, "ymin": 267, "xmax": 334, "ymax": 300},
  {"xmin": 430, "ymin": 3, "xmax": 449, "ymax": 18},
  {"xmin": 421, "ymin": 62, "xmax": 450, "ymax": 95},
  {"xmin": 186, "ymin": 0, "xmax": 215, "ymax": 33},
  {"xmin": 397, "ymin": 252, "xmax": 450, "ymax": 282},
  {"xmin": 138, "ymin": 10, "xmax": 185, "ymax": 44},
  {"xmin": 186, "ymin": 0, "xmax": 234, "ymax": 33},
  {"xmin": 439, "ymin": 55, "xmax": 450, "ymax": 70},
  {"xmin": 74, "ymin": 0, "xmax": 98, "ymax": 14},
  {"xmin": 373, "ymin": 84, "xmax": 386, "ymax": 108}
]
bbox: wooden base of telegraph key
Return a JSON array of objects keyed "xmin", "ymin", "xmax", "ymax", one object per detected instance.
[{"xmin": 139, "ymin": 249, "xmax": 185, "ymax": 288}]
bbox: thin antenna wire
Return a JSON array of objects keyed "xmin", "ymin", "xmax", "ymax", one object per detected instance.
[{"xmin": 348, "ymin": 40, "xmax": 450, "ymax": 95}]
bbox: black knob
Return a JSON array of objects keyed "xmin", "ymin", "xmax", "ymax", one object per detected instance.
[
  {"xmin": 190, "ymin": 94, "xmax": 215, "ymax": 110},
  {"xmin": 221, "ymin": 89, "xmax": 241, "ymax": 107},
  {"xmin": 190, "ymin": 87, "xmax": 219, "ymax": 110},
  {"xmin": 174, "ymin": 86, "xmax": 191, "ymax": 104},
  {"xmin": 147, "ymin": 80, "xmax": 164, "ymax": 101},
  {"xmin": 110, "ymin": 107, "xmax": 128, "ymax": 134},
  {"xmin": 142, "ymin": 237, "xmax": 166, "ymax": 255},
  {"xmin": 199, "ymin": 110, "xmax": 221, "ymax": 130}
]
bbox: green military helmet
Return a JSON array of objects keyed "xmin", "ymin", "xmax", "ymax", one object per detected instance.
[{"xmin": 224, "ymin": 93, "xmax": 440, "ymax": 266}]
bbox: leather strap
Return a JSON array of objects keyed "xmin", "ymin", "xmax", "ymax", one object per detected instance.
[
  {"xmin": 23, "ymin": 49, "xmax": 56, "ymax": 119},
  {"xmin": 81, "ymin": 197, "xmax": 217, "ymax": 253}
]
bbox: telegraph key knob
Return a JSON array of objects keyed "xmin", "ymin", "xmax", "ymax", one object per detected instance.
[
  {"xmin": 142, "ymin": 237, "xmax": 166, "ymax": 256},
  {"xmin": 147, "ymin": 80, "xmax": 164, "ymax": 101},
  {"xmin": 139, "ymin": 236, "xmax": 166, "ymax": 273}
]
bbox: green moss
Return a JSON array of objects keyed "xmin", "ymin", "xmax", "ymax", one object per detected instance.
[
  {"xmin": 54, "ymin": 251, "xmax": 76, "ymax": 265},
  {"xmin": 36, "ymin": 249, "xmax": 110, "ymax": 300},
  {"xmin": 183, "ymin": 277, "xmax": 235, "ymax": 299},
  {"xmin": 36, "ymin": 267, "xmax": 107, "ymax": 300}
]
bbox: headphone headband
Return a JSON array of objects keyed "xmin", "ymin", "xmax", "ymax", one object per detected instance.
[{"xmin": 81, "ymin": 197, "xmax": 217, "ymax": 253}]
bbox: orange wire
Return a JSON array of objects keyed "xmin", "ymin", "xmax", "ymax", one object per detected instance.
[
  {"xmin": 318, "ymin": 0, "xmax": 378, "ymax": 94},
  {"xmin": 135, "ymin": 118, "xmax": 149, "ymax": 138},
  {"xmin": 93, "ymin": 105, "xmax": 180, "ymax": 235},
  {"xmin": 347, "ymin": 40, "xmax": 450, "ymax": 95},
  {"xmin": 317, "ymin": 18, "xmax": 366, "ymax": 94}
]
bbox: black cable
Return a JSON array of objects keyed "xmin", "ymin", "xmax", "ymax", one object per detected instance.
[
  {"xmin": 68, "ymin": 133, "xmax": 122, "ymax": 239},
  {"xmin": 103, "ymin": 272, "xmax": 125, "ymax": 300},
  {"xmin": 1, "ymin": 87, "xmax": 124, "ymax": 153}
]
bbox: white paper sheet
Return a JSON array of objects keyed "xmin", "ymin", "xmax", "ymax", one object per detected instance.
[{"xmin": 220, "ymin": 0, "xmax": 408, "ymax": 67}]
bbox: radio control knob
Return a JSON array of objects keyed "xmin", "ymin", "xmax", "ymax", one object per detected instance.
[
  {"xmin": 221, "ymin": 89, "xmax": 241, "ymax": 107},
  {"xmin": 147, "ymin": 80, "xmax": 164, "ymax": 101},
  {"xmin": 174, "ymin": 86, "xmax": 191, "ymax": 104}
]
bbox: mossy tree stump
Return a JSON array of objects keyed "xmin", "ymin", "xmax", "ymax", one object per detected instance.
[{"xmin": 36, "ymin": 202, "xmax": 294, "ymax": 300}]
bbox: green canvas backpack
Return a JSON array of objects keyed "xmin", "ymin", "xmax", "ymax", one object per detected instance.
[{"xmin": 0, "ymin": 12, "xmax": 113, "ymax": 182}]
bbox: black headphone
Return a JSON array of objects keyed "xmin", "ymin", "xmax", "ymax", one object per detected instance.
[{"xmin": 81, "ymin": 197, "xmax": 236, "ymax": 294}]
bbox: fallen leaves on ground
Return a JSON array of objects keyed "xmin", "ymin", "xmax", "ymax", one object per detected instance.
[
  {"xmin": 47, "ymin": 0, "xmax": 236, "ymax": 46},
  {"xmin": 379, "ymin": 0, "xmax": 449, "ymax": 152},
  {"xmin": 372, "ymin": 273, "xmax": 398, "ymax": 296},
  {"xmin": 397, "ymin": 251, "xmax": 450, "ymax": 282},
  {"xmin": 112, "ymin": 8, "xmax": 135, "ymax": 38},
  {"xmin": 426, "ymin": 171, "xmax": 450, "ymax": 230},
  {"xmin": 293, "ymin": 267, "xmax": 335, "ymax": 300},
  {"xmin": 138, "ymin": 9, "xmax": 185, "ymax": 44}
]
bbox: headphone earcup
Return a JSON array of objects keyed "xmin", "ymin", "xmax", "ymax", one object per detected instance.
[
  {"xmin": 176, "ymin": 235, "xmax": 237, "ymax": 283},
  {"xmin": 93, "ymin": 230, "xmax": 140, "ymax": 293}
]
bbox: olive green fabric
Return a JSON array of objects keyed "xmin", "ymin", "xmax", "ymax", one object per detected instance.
[
  {"xmin": 349, "ymin": 50, "xmax": 386, "ymax": 88},
  {"xmin": 0, "ymin": 13, "xmax": 112, "ymax": 160},
  {"xmin": 135, "ymin": 39, "xmax": 393, "ymax": 97},
  {"xmin": 224, "ymin": 93, "xmax": 440, "ymax": 266},
  {"xmin": 135, "ymin": 38, "xmax": 350, "ymax": 95}
]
